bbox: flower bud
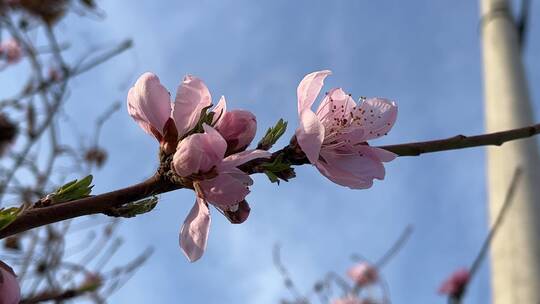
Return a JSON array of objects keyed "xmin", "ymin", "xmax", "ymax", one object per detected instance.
[{"xmin": 215, "ymin": 110, "xmax": 257, "ymax": 154}]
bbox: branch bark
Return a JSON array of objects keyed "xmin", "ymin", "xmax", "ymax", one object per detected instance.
[{"xmin": 1, "ymin": 122, "xmax": 540, "ymax": 239}]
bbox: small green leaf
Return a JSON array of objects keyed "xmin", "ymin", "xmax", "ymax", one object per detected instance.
[
  {"xmin": 257, "ymin": 119, "xmax": 288, "ymax": 150},
  {"xmin": 105, "ymin": 196, "xmax": 159, "ymax": 218},
  {"xmin": 47, "ymin": 175, "xmax": 94, "ymax": 204},
  {"xmin": 0, "ymin": 207, "xmax": 21, "ymax": 231},
  {"xmin": 264, "ymin": 170, "xmax": 280, "ymax": 184}
]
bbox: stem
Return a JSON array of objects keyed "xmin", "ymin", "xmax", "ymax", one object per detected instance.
[
  {"xmin": 1, "ymin": 123, "xmax": 539, "ymax": 238},
  {"xmin": 379, "ymin": 123, "xmax": 540, "ymax": 156},
  {"xmin": 0, "ymin": 175, "xmax": 180, "ymax": 238}
]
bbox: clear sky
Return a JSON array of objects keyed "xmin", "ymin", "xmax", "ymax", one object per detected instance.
[{"xmin": 5, "ymin": 0, "xmax": 540, "ymax": 303}]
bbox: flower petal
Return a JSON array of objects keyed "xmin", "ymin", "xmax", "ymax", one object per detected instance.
[
  {"xmin": 355, "ymin": 98, "xmax": 397, "ymax": 141},
  {"xmin": 212, "ymin": 95, "xmax": 227, "ymax": 125},
  {"xmin": 297, "ymin": 70, "xmax": 332, "ymax": 114},
  {"xmin": 221, "ymin": 149, "xmax": 272, "ymax": 169},
  {"xmin": 199, "ymin": 168, "xmax": 252, "ymax": 207},
  {"xmin": 315, "ymin": 148, "xmax": 389, "ymax": 189},
  {"xmin": 173, "ymin": 75, "xmax": 212, "ymax": 137},
  {"xmin": 296, "ymin": 110, "xmax": 325, "ymax": 164},
  {"xmin": 172, "ymin": 125, "xmax": 226, "ymax": 177},
  {"xmin": 215, "ymin": 110, "xmax": 258, "ymax": 153},
  {"xmin": 0, "ymin": 261, "xmax": 21, "ymax": 304},
  {"xmin": 180, "ymin": 197, "xmax": 211, "ymax": 262},
  {"xmin": 316, "ymin": 88, "xmax": 357, "ymax": 125},
  {"xmin": 127, "ymin": 72, "xmax": 172, "ymax": 137}
]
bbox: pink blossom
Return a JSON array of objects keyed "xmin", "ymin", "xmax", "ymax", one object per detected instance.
[
  {"xmin": 0, "ymin": 39, "xmax": 22, "ymax": 64},
  {"xmin": 173, "ymin": 125, "xmax": 270, "ymax": 261},
  {"xmin": 347, "ymin": 262, "xmax": 379, "ymax": 287},
  {"xmin": 214, "ymin": 108, "xmax": 257, "ymax": 154},
  {"xmin": 295, "ymin": 70, "xmax": 397, "ymax": 189},
  {"xmin": 438, "ymin": 268, "xmax": 470, "ymax": 297},
  {"xmin": 0, "ymin": 261, "xmax": 20, "ymax": 304},
  {"xmin": 127, "ymin": 73, "xmax": 213, "ymax": 150}
]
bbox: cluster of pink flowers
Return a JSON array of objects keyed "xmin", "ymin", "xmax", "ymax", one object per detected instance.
[
  {"xmin": 127, "ymin": 70, "xmax": 398, "ymax": 261},
  {"xmin": 127, "ymin": 73, "xmax": 269, "ymax": 261},
  {"xmin": 0, "ymin": 261, "xmax": 20, "ymax": 304},
  {"xmin": 0, "ymin": 39, "xmax": 22, "ymax": 66}
]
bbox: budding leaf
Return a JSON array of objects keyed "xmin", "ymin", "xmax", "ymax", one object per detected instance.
[
  {"xmin": 0, "ymin": 207, "xmax": 20, "ymax": 231},
  {"xmin": 105, "ymin": 196, "xmax": 158, "ymax": 218},
  {"xmin": 47, "ymin": 175, "xmax": 94, "ymax": 204},
  {"xmin": 182, "ymin": 105, "xmax": 214, "ymax": 139},
  {"xmin": 260, "ymin": 154, "xmax": 295, "ymax": 184},
  {"xmin": 257, "ymin": 119, "xmax": 288, "ymax": 150}
]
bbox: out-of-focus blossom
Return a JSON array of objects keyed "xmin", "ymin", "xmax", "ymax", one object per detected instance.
[
  {"xmin": 295, "ymin": 70, "xmax": 397, "ymax": 189},
  {"xmin": 173, "ymin": 125, "xmax": 270, "ymax": 262},
  {"xmin": 48, "ymin": 67, "xmax": 63, "ymax": 82},
  {"xmin": 0, "ymin": 261, "xmax": 20, "ymax": 304},
  {"xmin": 0, "ymin": 39, "xmax": 22, "ymax": 64},
  {"xmin": 347, "ymin": 262, "xmax": 379, "ymax": 287},
  {"xmin": 213, "ymin": 104, "xmax": 257, "ymax": 154},
  {"xmin": 438, "ymin": 268, "xmax": 470, "ymax": 298}
]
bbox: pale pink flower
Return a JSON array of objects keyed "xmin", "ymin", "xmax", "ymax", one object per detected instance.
[
  {"xmin": 438, "ymin": 268, "xmax": 470, "ymax": 297},
  {"xmin": 128, "ymin": 73, "xmax": 255, "ymax": 154},
  {"xmin": 0, "ymin": 39, "xmax": 22, "ymax": 64},
  {"xmin": 347, "ymin": 262, "xmax": 379, "ymax": 287},
  {"xmin": 173, "ymin": 125, "xmax": 270, "ymax": 262},
  {"xmin": 127, "ymin": 73, "xmax": 212, "ymax": 150},
  {"xmin": 0, "ymin": 261, "xmax": 20, "ymax": 304},
  {"xmin": 214, "ymin": 109, "xmax": 257, "ymax": 154},
  {"xmin": 295, "ymin": 70, "xmax": 397, "ymax": 189}
]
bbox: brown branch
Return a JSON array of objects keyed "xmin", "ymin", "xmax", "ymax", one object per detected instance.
[
  {"xmin": 20, "ymin": 288, "xmax": 89, "ymax": 304},
  {"xmin": 0, "ymin": 174, "xmax": 180, "ymax": 238},
  {"xmin": 1, "ymin": 123, "xmax": 540, "ymax": 239},
  {"xmin": 378, "ymin": 123, "xmax": 540, "ymax": 156}
]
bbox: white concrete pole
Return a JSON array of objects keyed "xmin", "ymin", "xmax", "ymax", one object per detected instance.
[{"xmin": 480, "ymin": 0, "xmax": 540, "ymax": 302}]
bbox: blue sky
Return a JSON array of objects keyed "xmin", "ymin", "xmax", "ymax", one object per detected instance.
[{"xmin": 4, "ymin": 0, "xmax": 540, "ymax": 303}]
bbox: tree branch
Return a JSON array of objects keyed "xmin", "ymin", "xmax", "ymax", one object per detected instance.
[{"xmin": 1, "ymin": 122, "xmax": 540, "ymax": 239}]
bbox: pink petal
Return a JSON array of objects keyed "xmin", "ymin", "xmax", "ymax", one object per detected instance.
[
  {"xmin": 356, "ymin": 98, "xmax": 397, "ymax": 141},
  {"xmin": 199, "ymin": 168, "xmax": 252, "ymax": 207},
  {"xmin": 127, "ymin": 73, "xmax": 173, "ymax": 137},
  {"xmin": 221, "ymin": 149, "xmax": 272, "ymax": 169},
  {"xmin": 180, "ymin": 197, "xmax": 211, "ymax": 262},
  {"xmin": 315, "ymin": 148, "xmax": 388, "ymax": 189},
  {"xmin": 368, "ymin": 147, "xmax": 396, "ymax": 162},
  {"xmin": 0, "ymin": 261, "xmax": 20, "ymax": 304},
  {"xmin": 297, "ymin": 70, "xmax": 332, "ymax": 114},
  {"xmin": 215, "ymin": 110, "xmax": 258, "ymax": 153},
  {"xmin": 296, "ymin": 110, "xmax": 325, "ymax": 164},
  {"xmin": 172, "ymin": 125, "xmax": 226, "ymax": 177},
  {"xmin": 316, "ymin": 88, "xmax": 357, "ymax": 125},
  {"xmin": 212, "ymin": 96, "xmax": 227, "ymax": 125},
  {"xmin": 173, "ymin": 75, "xmax": 212, "ymax": 137}
]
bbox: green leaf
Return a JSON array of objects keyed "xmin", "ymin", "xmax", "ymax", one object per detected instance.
[
  {"xmin": 0, "ymin": 207, "xmax": 21, "ymax": 231},
  {"xmin": 257, "ymin": 119, "xmax": 288, "ymax": 150},
  {"xmin": 105, "ymin": 196, "xmax": 159, "ymax": 218},
  {"xmin": 264, "ymin": 170, "xmax": 280, "ymax": 184},
  {"xmin": 48, "ymin": 175, "xmax": 94, "ymax": 204}
]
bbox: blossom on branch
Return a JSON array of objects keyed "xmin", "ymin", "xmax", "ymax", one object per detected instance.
[
  {"xmin": 295, "ymin": 70, "xmax": 397, "ymax": 189},
  {"xmin": 173, "ymin": 125, "xmax": 270, "ymax": 262},
  {"xmin": 127, "ymin": 72, "xmax": 270, "ymax": 262},
  {"xmin": 0, "ymin": 261, "xmax": 20, "ymax": 304},
  {"xmin": 438, "ymin": 268, "xmax": 470, "ymax": 298},
  {"xmin": 347, "ymin": 262, "xmax": 379, "ymax": 287},
  {"xmin": 332, "ymin": 295, "xmax": 376, "ymax": 304},
  {"xmin": 0, "ymin": 39, "xmax": 22, "ymax": 65}
]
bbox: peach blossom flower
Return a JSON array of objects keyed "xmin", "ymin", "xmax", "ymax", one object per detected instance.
[
  {"xmin": 0, "ymin": 39, "xmax": 22, "ymax": 64},
  {"xmin": 295, "ymin": 70, "xmax": 397, "ymax": 189},
  {"xmin": 438, "ymin": 268, "xmax": 470, "ymax": 297},
  {"xmin": 347, "ymin": 262, "xmax": 379, "ymax": 287}
]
